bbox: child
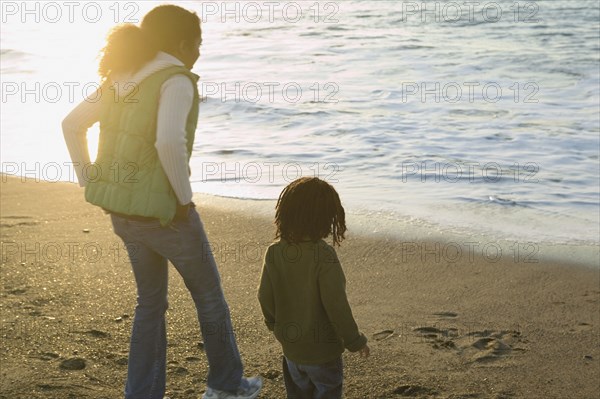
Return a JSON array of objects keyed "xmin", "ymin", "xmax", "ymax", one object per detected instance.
[{"xmin": 258, "ymin": 177, "xmax": 370, "ymax": 398}]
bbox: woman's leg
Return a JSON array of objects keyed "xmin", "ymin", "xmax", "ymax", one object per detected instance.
[
  {"xmin": 137, "ymin": 208, "xmax": 244, "ymax": 392},
  {"xmin": 112, "ymin": 215, "xmax": 169, "ymax": 399}
]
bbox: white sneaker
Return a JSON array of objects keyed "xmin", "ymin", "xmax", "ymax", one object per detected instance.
[{"xmin": 202, "ymin": 377, "xmax": 262, "ymax": 399}]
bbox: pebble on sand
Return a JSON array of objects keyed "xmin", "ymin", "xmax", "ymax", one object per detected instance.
[{"xmin": 60, "ymin": 357, "xmax": 86, "ymax": 370}]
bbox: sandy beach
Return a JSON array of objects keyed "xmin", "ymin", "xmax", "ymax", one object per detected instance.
[{"xmin": 1, "ymin": 175, "xmax": 598, "ymax": 398}]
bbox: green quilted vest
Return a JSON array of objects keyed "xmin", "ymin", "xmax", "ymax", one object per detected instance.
[{"xmin": 84, "ymin": 66, "xmax": 199, "ymax": 226}]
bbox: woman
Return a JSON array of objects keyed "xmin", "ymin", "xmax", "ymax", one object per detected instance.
[{"xmin": 62, "ymin": 5, "xmax": 262, "ymax": 399}]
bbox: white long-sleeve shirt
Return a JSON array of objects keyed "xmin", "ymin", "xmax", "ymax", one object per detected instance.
[{"xmin": 62, "ymin": 52, "xmax": 195, "ymax": 205}]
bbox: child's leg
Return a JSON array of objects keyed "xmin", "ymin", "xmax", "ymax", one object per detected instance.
[
  {"xmin": 301, "ymin": 357, "xmax": 343, "ymax": 399},
  {"xmin": 283, "ymin": 356, "xmax": 314, "ymax": 399}
]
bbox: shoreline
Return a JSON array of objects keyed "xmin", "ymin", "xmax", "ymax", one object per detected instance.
[
  {"xmin": 3, "ymin": 173, "xmax": 598, "ymax": 268},
  {"xmin": 1, "ymin": 176, "xmax": 599, "ymax": 398},
  {"xmin": 191, "ymin": 191, "xmax": 599, "ymax": 269}
]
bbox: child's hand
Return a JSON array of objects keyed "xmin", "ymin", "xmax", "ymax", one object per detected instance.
[{"xmin": 358, "ymin": 344, "xmax": 370, "ymax": 358}]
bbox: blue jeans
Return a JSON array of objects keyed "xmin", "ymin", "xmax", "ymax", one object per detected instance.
[
  {"xmin": 282, "ymin": 356, "xmax": 343, "ymax": 399},
  {"xmin": 111, "ymin": 208, "xmax": 243, "ymax": 399}
]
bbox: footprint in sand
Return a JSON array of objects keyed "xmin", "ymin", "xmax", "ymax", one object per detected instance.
[
  {"xmin": 392, "ymin": 384, "xmax": 438, "ymax": 397},
  {"xmin": 458, "ymin": 330, "xmax": 523, "ymax": 363},
  {"xmin": 72, "ymin": 329, "xmax": 110, "ymax": 338},
  {"xmin": 0, "ymin": 216, "xmax": 39, "ymax": 228},
  {"xmin": 412, "ymin": 325, "xmax": 461, "ymax": 350},
  {"xmin": 432, "ymin": 311, "xmax": 458, "ymax": 318},
  {"xmin": 413, "ymin": 326, "xmax": 459, "ymax": 340},
  {"xmin": 373, "ymin": 330, "xmax": 395, "ymax": 341},
  {"xmin": 7, "ymin": 287, "xmax": 28, "ymax": 295},
  {"xmin": 470, "ymin": 337, "xmax": 511, "ymax": 362},
  {"xmin": 570, "ymin": 322, "xmax": 593, "ymax": 333},
  {"xmin": 413, "ymin": 326, "xmax": 442, "ymax": 340},
  {"xmin": 168, "ymin": 366, "xmax": 189, "ymax": 375},
  {"xmin": 37, "ymin": 383, "xmax": 67, "ymax": 391},
  {"xmin": 31, "ymin": 297, "xmax": 53, "ymax": 306},
  {"xmin": 413, "ymin": 326, "xmax": 442, "ymax": 334},
  {"xmin": 432, "ymin": 339, "xmax": 456, "ymax": 349},
  {"xmin": 582, "ymin": 291, "xmax": 600, "ymax": 304},
  {"xmin": 36, "ymin": 352, "xmax": 60, "ymax": 361}
]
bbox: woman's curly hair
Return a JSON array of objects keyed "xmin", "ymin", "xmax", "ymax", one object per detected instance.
[
  {"xmin": 275, "ymin": 177, "xmax": 347, "ymax": 246},
  {"xmin": 98, "ymin": 5, "xmax": 200, "ymax": 81},
  {"xmin": 98, "ymin": 24, "xmax": 155, "ymax": 81}
]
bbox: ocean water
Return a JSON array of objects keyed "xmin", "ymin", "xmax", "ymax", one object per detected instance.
[{"xmin": 1, "ymin": 1, "xmax": 599, "ymax": 249}]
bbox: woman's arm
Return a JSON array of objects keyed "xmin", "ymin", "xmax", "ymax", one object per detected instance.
[
  {"xmin": 62, "ymin": 86, "xmax": 103, "ymax": 186},
  {"xmin": 155, "ymin": 75, "xmax": 195, "ymax": 206}
]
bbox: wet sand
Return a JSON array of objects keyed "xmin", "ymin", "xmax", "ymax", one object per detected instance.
[{"xmin": 1, "ymin": 176, "xmax": 598, "ymax": 398}]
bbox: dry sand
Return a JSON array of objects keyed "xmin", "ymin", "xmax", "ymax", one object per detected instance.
[{"xmin": 1, "ymin": 176, "xmax": 599, "ymax": 398}]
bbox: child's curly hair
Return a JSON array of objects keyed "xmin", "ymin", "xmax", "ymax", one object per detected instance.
[{"xmin": 275, "ymin": 177, "xmax": 347, "ymax": 246}]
